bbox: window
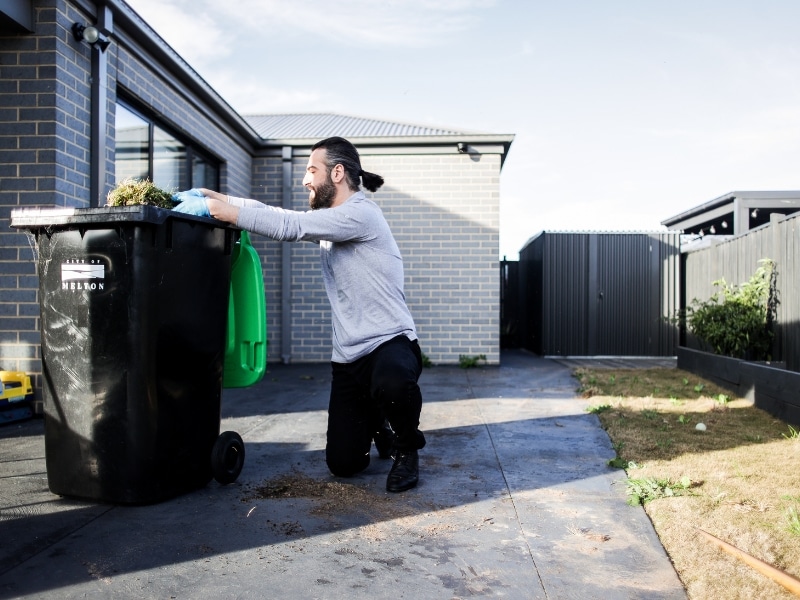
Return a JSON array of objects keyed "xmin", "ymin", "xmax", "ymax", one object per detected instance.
[
  {"xmin": 114, "ymin": 100, "xmax": 219, "ymax": 192},
  {"xmin": 115, "ymin": 104, "xmax": 149, "ymax": 182}
]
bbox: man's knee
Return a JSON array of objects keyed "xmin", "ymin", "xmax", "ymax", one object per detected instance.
[{"xmin": 326, "ymin": 448, "xmax": 370, "ymax": 478}]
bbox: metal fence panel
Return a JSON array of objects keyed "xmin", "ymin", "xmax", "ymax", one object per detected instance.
[{"xmin": 683, "ymin": 213, "xmax": 800, "ymax": 371}]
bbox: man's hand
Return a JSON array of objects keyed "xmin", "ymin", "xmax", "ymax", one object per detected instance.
[
  {"xmin": 171, "ymin": 188, "xmax": 205, "ymax": 204},
  {"xmin": 171, "ymin": 188, "xmax": 239, "ymax": 224},
  {"xmin": 172, "ymin": 196, "xmax": 210, "ymax": 217}
]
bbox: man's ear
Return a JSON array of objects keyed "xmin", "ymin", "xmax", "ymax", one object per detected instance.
[{"xmin": 331, "ymin": 163, "xmax": 345, "ymax": 183}]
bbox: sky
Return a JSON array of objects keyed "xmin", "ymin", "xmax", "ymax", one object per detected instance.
[{"xmin": 124, "ymin": 0, "xmax": 800, "ymax": 259}]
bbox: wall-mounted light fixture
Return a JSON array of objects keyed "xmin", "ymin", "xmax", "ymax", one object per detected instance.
[
  {"xmin": 72, "ymin": 23, "xmax": 111, "ymax": 52},
  {"xmin": 457, "ymin": 143, "xmax": 468, "ymax": 153},
  {"xmin": 751, "ymin": 208, "xmax": 759, "ymax": 218}
]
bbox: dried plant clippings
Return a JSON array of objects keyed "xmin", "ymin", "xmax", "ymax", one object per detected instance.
[
  {"xmin": 566, "ymin": 525, "xmax": 611, "ymax": 542},
  {"xmin": 240, "ymin": 473, "xmax": 416, "ymax": 521},
  {"xmin": 106, "ymin": 178, "xmax": 174, "ymax": 208}
]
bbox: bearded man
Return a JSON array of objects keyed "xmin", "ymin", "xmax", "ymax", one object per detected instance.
[{"xmin": 173, "ymin": 136, "xmax": 425, "ymax": 492}]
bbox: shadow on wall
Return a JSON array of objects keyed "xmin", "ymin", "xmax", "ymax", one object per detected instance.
[{"xmin": 250, "ymin": 183, "xmax": 501, "ymax": 366}]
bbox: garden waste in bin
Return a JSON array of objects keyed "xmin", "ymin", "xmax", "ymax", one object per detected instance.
[{"xmin": 10, "ymin": 206, "xmax": 246, "ymax": 504}]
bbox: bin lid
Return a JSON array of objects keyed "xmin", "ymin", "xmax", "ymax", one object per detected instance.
[{"xmin": 10, "ymin": 206, "xmax": 227, "ymax": 229}]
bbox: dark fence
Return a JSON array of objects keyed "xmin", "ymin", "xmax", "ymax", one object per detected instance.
[{"xmin": 682, "ymin": 212, "xmax": 800, "ymax": 372}]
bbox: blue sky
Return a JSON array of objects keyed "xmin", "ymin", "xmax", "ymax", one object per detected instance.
[{"xmin": 125, "ymin": 0, "xmax": 800, "ymax": 259}]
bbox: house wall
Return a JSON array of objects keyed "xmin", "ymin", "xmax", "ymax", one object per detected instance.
[
  {"xmin": 1, "ymin": 0, "xmax": 89, "ymax": 385},
  {"xmin": 0, "ymin": 0, "xmax": 254, "ymax": 395},
  {"xmin": 250, "ymin": 150, "xmax": 502, "ymax": 365}
]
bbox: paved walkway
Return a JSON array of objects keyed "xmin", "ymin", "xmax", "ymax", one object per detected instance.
[{"xmin": 0, "ymin": 351, "xmax": 686, "ymax": 599}]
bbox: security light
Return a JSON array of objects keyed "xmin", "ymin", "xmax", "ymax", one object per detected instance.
[{"xmin": 72, "ymin": 23, "xmax": 110, "ymax": 52}]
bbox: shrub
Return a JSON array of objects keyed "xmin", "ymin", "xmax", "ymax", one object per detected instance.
[{"xmin": 683, "ymin": 259, "xmax": 777, "ymax": 360}]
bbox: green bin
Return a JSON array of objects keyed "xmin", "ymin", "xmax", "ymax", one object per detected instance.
[{"xmin": 224, "ymin": 231, "xmax": 267, "ymax": 388}]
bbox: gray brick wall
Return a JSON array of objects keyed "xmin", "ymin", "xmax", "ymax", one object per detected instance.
[
  {"xmin": 250, "ymin": 151, "xmax": 501, "ymax": 365},
  {"xmin": 0, "ymin": 0, "xmax": 87, "ymax": 382},
  {"xmin": 366, "ymin": 152, "xmax": 501, "ymax": 365},
  {"xmin": 0, "ymin": 0, "xmax": 255, "ymax": 389},
  {"xmin": 249, "ymin": 156, "xmax": 284, "ymax": 363}
]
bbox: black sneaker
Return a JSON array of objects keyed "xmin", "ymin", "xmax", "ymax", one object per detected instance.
[
  {"xmin": 373, "ymin": 420, "xmax": 395, "ymax": 459},
  {"xmin": 386, "ymin": 450, "xmax": 419, "ymax": 493}
]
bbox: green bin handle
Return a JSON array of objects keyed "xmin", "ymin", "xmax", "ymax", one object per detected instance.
[{"xmin": 223, "ymin": 230, "xmax": 267, "ymax": 388}]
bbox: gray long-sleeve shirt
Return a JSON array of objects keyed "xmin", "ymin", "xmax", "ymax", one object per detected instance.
[{"xmin": 231, "ymin": 191, "xmax": 417, "ymax": 363}]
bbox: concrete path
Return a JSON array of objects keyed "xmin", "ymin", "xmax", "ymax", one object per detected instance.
[{"xmin": 0, "ymin": 351, "xmax": 686, "ymax": 599}]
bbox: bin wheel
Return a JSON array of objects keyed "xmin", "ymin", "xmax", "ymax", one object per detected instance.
[{"xmin": 211, "ymin": 431, "xmax": 245, "ymax": 484}]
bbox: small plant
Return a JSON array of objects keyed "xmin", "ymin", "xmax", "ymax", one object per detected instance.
[
  {"xmin": 106, "ymin": 178, "xmax": 174, "ymax": 208},
  {"xmin": 715, "ymin": 393, "xmax": 730, "ymax": 406},
  {"xmin": 625, "ymin": 476, "xmax": 692, "ymax": 506},
  {"xmin": 641, "ymin": 409, "xmax": 659, "ymax": 420},
  {"xmin": 458, "ymin": 354, "xmax": 486, "ymax": 369},
  {"xmin": 607, "ymin": 441, "xmax": 634, "ymax": 469},
  {"xmin": 694, "ymin": 383, "xmax": 705, "ymax": 393},
  {"xmin": 420, "ymin": 352, "xmax": 433, "ymax": 368},
  {"xmin": 678, "ymin": 414, "xmax": 691, "ymax": 424},
  {"xmin": 586, "ymin": 403, "xmax": 612, "ymax": 414},
  {"xmin": 783, "ymin": 424, "xmax": 800, "ymax": 440},
  {"xmin": 787, "ymin": 506, "xmax": 800, "ymax": 536}
]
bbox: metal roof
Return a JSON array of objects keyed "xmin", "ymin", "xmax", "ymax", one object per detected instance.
[
  {"xmin": 243, "ymin": 113, "xmax": 484, "ymax": 141},
  {"xmin": 661, "ymin": 190, "xmax": 800, "ymax": 227}
]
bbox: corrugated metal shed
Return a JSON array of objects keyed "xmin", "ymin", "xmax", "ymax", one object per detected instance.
[
  {"xmin": 244, "ymin": 113, "xmax": 481, "ymax": 141},
  {"xmin": 518, "ymin": 231, "xmax": 681, "ymax": 358}
]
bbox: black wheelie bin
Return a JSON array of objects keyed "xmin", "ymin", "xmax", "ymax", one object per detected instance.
[{"xmin": 10, "ymin": 206, "xmax": 245, "ymax": 504}]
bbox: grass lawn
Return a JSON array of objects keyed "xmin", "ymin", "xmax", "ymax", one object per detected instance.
[{"xmin": 574, "ymin": 367, "xmax": 800, "ymax": 600}]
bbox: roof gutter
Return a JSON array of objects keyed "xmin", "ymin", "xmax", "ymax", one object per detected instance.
[{"xmin": 259, "ymin": 134, "xmax": 516, "ymax": 167}]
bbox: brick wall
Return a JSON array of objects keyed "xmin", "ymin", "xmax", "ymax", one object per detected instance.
[
  {"xmin": 249, "ymin": 156, "xmax": 284, "ymax": 363},
  {"xmin": 366, "ymin": 152, "xmax": 501, "ymax": 365},
  {"xmin": 0, "ymin": 0, "xmax": 87, "ymax": 383},
  {"xmin": 249, "ymin": 151, "xmax": 501, "ymax": 365},
  {"xmin": 0, "ymin": 0, "xmax": 255, "ymax": 390}
]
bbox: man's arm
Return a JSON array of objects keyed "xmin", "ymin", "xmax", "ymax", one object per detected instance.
[
  {"xmin": 193, "ymin": 188, "xmax": 241, "ymax": 225},
  {"xmin": 207, "ymin": 197, "xmax": 240, "ymax": 225}
]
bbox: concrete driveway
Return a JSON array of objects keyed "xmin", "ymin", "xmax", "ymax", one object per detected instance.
[{"xmin": 0, "ymin": 350, "xmax": 685, "ymax": 599}]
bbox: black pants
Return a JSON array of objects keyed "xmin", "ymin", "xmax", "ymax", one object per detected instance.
[{"xmin": 326, "ymin": 335, "xmax": 426, "ymax": 477}]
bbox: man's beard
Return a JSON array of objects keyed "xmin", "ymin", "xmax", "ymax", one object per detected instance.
[{"xmin": 309, "ymin": 177, "xmax": 336, "ymax": 210}]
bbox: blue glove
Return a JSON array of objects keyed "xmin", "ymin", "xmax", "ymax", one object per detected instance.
[
  {"xmin": 171, "ymin": 188, "xmax": 205, "ymax": 204},
  {"xmin": 173, "ymin": 196, "xmax": 210, "ymax": 217}
]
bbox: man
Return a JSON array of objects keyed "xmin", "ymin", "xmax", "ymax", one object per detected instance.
[{"xmin": 173, "ymin": 136, "xmax": 425, "ymax": 492}]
